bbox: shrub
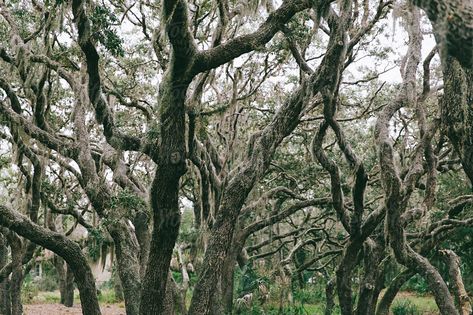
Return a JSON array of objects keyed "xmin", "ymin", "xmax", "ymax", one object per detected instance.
[{"xmin": 392, "ymin": 299, "xmax": 420, "ymax": 315}]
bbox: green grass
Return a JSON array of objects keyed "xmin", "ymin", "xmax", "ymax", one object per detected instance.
[{"xmin": 392, "ymin": 293, "xmax": 438, "ymax": 314}]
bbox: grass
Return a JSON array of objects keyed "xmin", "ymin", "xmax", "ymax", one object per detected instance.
[
  {"xmin": 392, "ymin": 292, "xmax": 438, "ymax": 314},
  {"xmin": 27, "ymin": 289, "xmax": 439, "ymax": 314},
  {"xmin": 30, "ymin": 289, "xmax": 121, "ymax": 305}
]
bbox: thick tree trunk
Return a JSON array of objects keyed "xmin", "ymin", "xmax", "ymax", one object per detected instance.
[
  {"xmin": 52, "ymin": 256, "xmax": 74, "ymax": 307},
  {"xmin": 368, "ymin": 262, "xmax": 387, "ymax": 315},
  {"xmin": 440, "ymin": 56, "xmax": 473, "ymax": 184},
  {"xmin": 139, "ymin": 74, "xmax": 188, "ymax": 315},
  {"xmin": 109, "ymin": 223, "xmax": 141, "ymax": 315},
  {"xmin": 0, "ymin": 280, "xmax": 11, "ymax": 315},
  {"xmin": 336, "ymin": 238, "xmax": 363, "ymax": 315},
  {"xmin": 355, "ymin": 239, "xmax": 383, "ymax": 315},
  {"xmin": 221, "ymin": 245, "xmax": 242, "ymax": 315}
]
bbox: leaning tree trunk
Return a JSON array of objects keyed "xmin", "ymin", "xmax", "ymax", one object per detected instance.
[
  {"xmin": 376, "ymin": 269, "xmax": 415, "ymax": 315},
  {"xmin": 440, "ymin": 250, "xmax": 473, "ymax": 315},
  {"xmin": 0, "ymin": 205, "xmax": 101, "ymax": 315}
]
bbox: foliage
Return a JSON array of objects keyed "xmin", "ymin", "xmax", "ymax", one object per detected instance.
[
  {"xmin": 86, "ymin": 227, "xmax": 107, "ymax": 262},
  {"xmin": 403, "ymin": 274, "xmax": 429, "ymax": 295},
  {"xmin": 392, "ymin": 299, "xmax": 421, "ymax": 315},
  {"xmin": 90, "ymin": 6, "xmax": 124, "ymax": 57}
]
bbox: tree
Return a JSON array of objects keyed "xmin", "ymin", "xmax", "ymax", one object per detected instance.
[{"xmin": 1, "ymin": 0, "xmax": 473, "ymax": 315}]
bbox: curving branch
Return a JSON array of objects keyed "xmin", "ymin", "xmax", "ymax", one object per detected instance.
[{"xmin": 0, "ymin": 205, "xmax": 101, "ymax": 315}]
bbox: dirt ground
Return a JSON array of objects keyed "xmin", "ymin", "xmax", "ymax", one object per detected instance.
[{"xmin": 24, "ymin": 304, "xmax": 125, "ymax": 315}]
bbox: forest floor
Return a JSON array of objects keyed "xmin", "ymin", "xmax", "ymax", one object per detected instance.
[
  {"xmin": 23, "ymin": 290, "xmax": 125, "ymax": 315},
  {"xmin": 22, "ymin": 290, "xmax": 438, "ymax": 314},
  {"xmin": 24, "ymin": 304, "xmax": 125, "ymax": 315}
]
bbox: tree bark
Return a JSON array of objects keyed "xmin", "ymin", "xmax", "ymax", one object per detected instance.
[
  {"xmin": 324, "ymin": 278, "xmax": 335, "ymax": 315},
  {"xmin": 440, "ymin": 56, "xmax": 473, "ymax": 185},
  {"xmin": 8, "ymin": 233, "xmax": 23, "ymax": 315},
  {"xmin": 139, "ymin": 0, "xmax": 193, "ymax": 312},
  {"xmin": 376, "ymin": 269, "xmax": 415, "ymax": 315},
  {"xmin": 355, "ymin": 239, "xmax": 383, "ymax": 315},
  {"xmin": 0, "ymin": 205, "xmax": 101, "ymax": 315},
  {"xmin": 376, "ymin": 5, "xmax": 458, "ymax": 315},
  {"xmin": 64, "ymin": 264, "xmax": 75, "ymax": 308},
  {"xmin": 413, "ymin": 0, "xmax": 473, "ymax": 69},
  {"xmin": 0, "ymin": 231, "xmax": 11, "ymax": 315},
  {"xmin": 440, "ymin": 250, "xmax": 472, "ymax": 315}
]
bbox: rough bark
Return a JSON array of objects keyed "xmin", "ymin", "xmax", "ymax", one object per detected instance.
[
  {"xmin": 355, "ymin": 239, "xmax": 383, "ymax": 315},
  {"xmin": 0, "ymin": 231, "xmax": 11, "ymax": 315},
  {"xmin": 440, "ymin": 250, "xmax": 472, "ymax": 315},
  {"xmin": 0, "ymin": 205, "xmax": 101, "ymax": 315},
  {"xmin": 414, "ymin": 0, "xmax": 473, "ymax": 69},
  {"xmin": 64, "ymin": 264, "xmax": 75, "ymax": 308},
  {"xmin": 336, "ymin": 239, "xmax": 363, "ymax": 315},
  {"xmin": 375, "ymin": 6, "xmax": 458, "ymax": 315},
  {"xmin": 440, "ymin": 56, "xmax": 473, "ymax": 185},
  {"xmin": 324, "ymin": 277, "xmax": 335, "ymax": 315},
  {"xmin": 8, "ymin": 233, "xmax": 22, "ymax": 315},
  {"xmin": 53, "ymin": 256, "xmax": 67, "ymax": 305},
  {"xmin": 376, "ymin": 269, "xmax": 416, "ymax": 315},
  {"xmin": 188, "ymin": 1, "xmax": 351, "ymax": 312},
  {"xmin": 140, "ymin": 0, "xmax": 193, "ymax": 312}
]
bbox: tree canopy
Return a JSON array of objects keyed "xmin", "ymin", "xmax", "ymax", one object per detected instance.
[{"xmin": 0, "ymin": 0, "xmax": 473, "ymax": 315}]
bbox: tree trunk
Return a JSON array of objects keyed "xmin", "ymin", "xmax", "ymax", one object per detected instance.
[
  {"xmin": 336, "ymin": 238, "xmax": 363, "ymax": 315},
  {"xmin": 324, "ymin": 278, "xmax": 335, "ymax": 315},
  {"xmin": 355, "ymin": 239, "xmax": 383, "ymax": 315},
  {"xmin": 0, "ymin": 232, "xmax": 11, "ymax": 315},
  {"xmin": 8, "ymin": 233, "xmax": 23, "ymax": 315},
  {"xmin": 53, "ymin": 256, "xmax": 67, "ymax": 305},
  {"xmin": 0, "ymin": 205, "xmax": 101, "ymax": 315},
  {"xmin": 139, "ymin": 74, "xmax": 188, "ymax": 315},
  {"xmin": 440, "ymin": 250, "xmax": 472, "ymax": 315},
  {"xmin": 368, "ymin": 263, "xmax": 386, "ymax": 315},
  {"xmin": 440, "ymin": 56, "xmax": 473, "ymax": 185},
  {"xmin": 376, "ymin": 269, "xmax": 415, "ymax": 315},
  {"xmin": 64, "ymin": 264, "xmax": 75, "ymax": 307},
  {"xmin": 221, "ymin": 246, "xmax": 242, "ymax": 315},
  {"xmin": 109, "ymin": 222, "xmax": 141, "ymax": 315}
]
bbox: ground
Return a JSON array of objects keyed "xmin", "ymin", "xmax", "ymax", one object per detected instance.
[
  {"xmin": 22, "ymin": 290, "xmax": 438, "ymax": 314},
  {"xmin": 24, "ymin": 304, "xmax": 125, "ymax": 315}
]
